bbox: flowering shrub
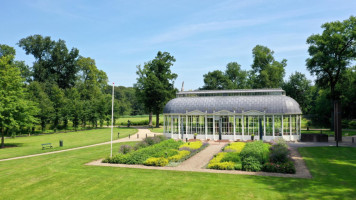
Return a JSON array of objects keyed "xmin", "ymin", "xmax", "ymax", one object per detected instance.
[
  {"xmin": 168, "ymin": 150, "xmax": 191, "ymax": 162},
  {"xmin": 208, "ymin": 152, "xmax": 227, "ymax": 165},
  {"xmin": 263, "ymin": 161, "xmax": 296, "ymax": 174},
  {"xmin": 143, "ymin": 157, "xmax": 169, "ymax": 166},
  {"xmin": 224, "ymin": 142, "xmax": 246, "ymax": 153},
  {"xmin": 179, "ymin": 141, "xmax": 203, "ymax": 150}
]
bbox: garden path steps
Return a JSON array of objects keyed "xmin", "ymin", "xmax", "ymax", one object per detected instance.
[{"xmin": 0, "ymin": 127, "xmax": 161, "ymax": 162}]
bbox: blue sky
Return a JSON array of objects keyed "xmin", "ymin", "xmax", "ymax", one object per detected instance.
[{"xmin": 1, "ymin": 0, "xmax": 355, "ymax": 90}]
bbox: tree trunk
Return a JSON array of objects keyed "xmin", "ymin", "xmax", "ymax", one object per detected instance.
[
  {"xmin": 148, "ymin": 112, "xmax": 153, "ymax": 126},
  {"xmin": 334, "ymin": 100, "xmax": 342, "ymax": 145},
  {"xmin": 155, "ymin": 113, "xmax": 160, "ymax": 128},
  {"xmin": 1, "ymin": 126, "xmax": 4, "ymax": 149}
]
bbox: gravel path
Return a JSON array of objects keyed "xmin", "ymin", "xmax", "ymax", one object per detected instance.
[{"xmin": 0, "ymin": 127, "xmax": 161, "ymax": 162}]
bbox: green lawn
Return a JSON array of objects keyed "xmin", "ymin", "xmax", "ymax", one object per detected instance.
[
  {"xmin": 0, "ymin": 142, "xmax": 355, "ymax": 199},
  {"xmin": 301, "ymin": 129, "xmax": 356, "ymax": 136},
  {"xmin": 151, "ymin": 126, "xmax": 164, "ymax": 133},
  {"xmin": 0, "ymin": 127, "xmax": 137, "ymax": 160}
]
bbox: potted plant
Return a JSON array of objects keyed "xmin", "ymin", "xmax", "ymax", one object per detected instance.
[
  {"xmin": 251, "ymin": 134, "xmax": 255, "ymax": 140},
  {"xmin": 194, "ymin": 133, "xmax": 198, "ymax": 139}
]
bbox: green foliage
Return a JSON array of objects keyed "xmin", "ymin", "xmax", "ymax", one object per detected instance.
[
  {"xmin": 282, "ymin": 72, "xmax": 313, "ymax": 114},
  {"xmin": 201, "ymin": 62, "xmax": 248, "ymax": 90},
  {"xmin": 263, "ymin": 161, "xmax": 296, "ymax": 174},
  {"xmin": 134, "ymin": 51, "xmax": 178, "ymax": 127},
  {"xmin": 251, "ymin": 45, "xmax": 286, "ymax": 88},
  {"xmin": 119, "ymin": 145, "xmax": 133, "ymax": 154},
  {"xmin": 220, "ymin": 152, "xmax": 241, "ymax": 163},
  {"xmin": 306, "ymin": 15, "xmax": 356, "ymax": 101},
  {"xmin": 269, "ymin": 143, "xmax": 289, "ymax": 164},
  {"xmin": 143, "ymin": 157, "xmax": 169, "ymax": 167},
  {"xmin": 105, "ymin": 139, "xmax": 182, "ymax": 165},
  {"xmin": 224, "ymin": 142, "xmax": 246, "ymax": 153},
  {"xmin": 167, "ymin": 150, "xmax": 190, "ymax": 162},
  {"xmin": 0, "ymin": 47, "xmax": 39, "ymax": 147},
  {"xmin": 179, "ymin": 141, "xmax": 203, "ymax": 150},
  {"xmin": 240, "ymin": 141, "xmax": 270, "ymax": 165},
  {"xmin": 208, "ymin": 161, "xmax": 235, "ymax": 170},
  {"xmin": 242, "ymin": 156, "xmax": 262, "ymax": 172}
]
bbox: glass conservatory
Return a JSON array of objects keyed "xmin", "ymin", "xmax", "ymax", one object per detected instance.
[{"xmin": 163, "ymin": 89, "xmax": 302, "ymax": 141}]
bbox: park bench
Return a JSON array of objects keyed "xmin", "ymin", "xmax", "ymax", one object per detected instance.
[{"xmin": 41, "ymin": 143, "xmax": 53, "ymax": 150}]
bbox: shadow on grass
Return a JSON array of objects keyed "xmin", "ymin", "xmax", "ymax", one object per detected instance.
[
  {"xmin": 251, "ymin": 146, "xmax": 356, "ymax": 199},
  {"xmin": 0, "ymin": 143, "xmax": 23, "ymax": 149}
]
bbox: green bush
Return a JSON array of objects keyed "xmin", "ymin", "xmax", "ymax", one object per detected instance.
[
  {"xmin": 143, "ymin": 157, "xmax": 169, "ymax": 166},
  {"xmin": 348, "ymin": 120, "xmax": 356, "ymax": 129},
  {"xmin": 269, "ymin": 144, "xmax": 289, "ymax": 163},
  {"xmin": 240, "ymin": 141, "xmax": 270, "ymax": 164},
  {"xmin": 220, "ymin": 152, "xmax": 241, "ymax": 163},
  {"xmin": 208, "ymin": 161, "xmax": 235, "ymax": 170},
  {"xmin": 242, "ymin": 156, "xmax": 262, "ymax": 172},
  {"xmin": 263, "ymin": 161, "xmax": 296, "ymax": 174},
  {"xmin": 234, "ymin": 163, "xmax": 242, "ymax": 170},
  {"xmin": 105, "ymin": 139, "xmax": 182, "ymax": 164},
  {"xmin": 119, "ymin": 145, "xmax": 133, "ymax": 154},
  {"xmin": 168, "ymin": 150, "xmax": 190, "ymax": 162}
]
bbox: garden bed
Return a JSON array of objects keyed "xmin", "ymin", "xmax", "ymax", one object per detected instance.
[
  {"xmin": 207, "ymin": 139, "xmax": 296, "ymax": 174},
  {"xmin": 102, "ymin": 136, "xmax": 208, "ymax": 167}
]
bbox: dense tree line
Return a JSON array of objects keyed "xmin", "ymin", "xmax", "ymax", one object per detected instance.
[
  {"xmin": 0, "ymin": 35, "xmax": 143, "ymax": 148},
  {"xmin": 200, "ymin": 16, "xmax": 356, "ymax": 129}
]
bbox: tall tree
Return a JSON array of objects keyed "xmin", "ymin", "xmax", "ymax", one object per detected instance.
[
  {"xmin": 135, "ymin": 51, "xmax": 178, "ymax": 127},
  {"xmin": 201, "ymin": 70, "xmax": 230, "ymax": 90},
  {"xmin": 282, "ymin": 72, "xmax": 313, "ymax": 114},
  {"xmin": 0, "ymin": 45, "xmax": 38, "ymax": 148},
  {"xmin": 225, "ymin": 62, "xmax": 249, "ymax": 89},
  {"xmin": 306, "ymin": 16, "xmax": 356, "ymax": 142},
  {"xmin": 251, "ymin": 45, "xmax": 286, "ymax": 88},
  {"xmin": 18, "ymin": 35, "xmax": 80, "ymax": 89}
]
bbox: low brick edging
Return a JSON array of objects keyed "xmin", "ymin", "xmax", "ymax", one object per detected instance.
[{"xmin": 86, "ymin": 143, "xmax": 312, "ymax": 179}]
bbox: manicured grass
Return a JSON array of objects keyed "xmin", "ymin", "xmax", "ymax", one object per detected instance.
[
  {"xmin": 0, "ymin": 127, "xmax": 137, "ymax": 159},
  {"xmin": 0, "ymin": 142, "xmax": 355, "ymax": 199},
  {"xmin": 151, "ymin": 126, "xmax": 164, "ymax": 133},
  {"xmin": 116, "ymin": 115, "xmax": 163, "ymax": 125},
  {"xmin": 301, "ymin": 129, "xmax": 356, "ymax": 136}
]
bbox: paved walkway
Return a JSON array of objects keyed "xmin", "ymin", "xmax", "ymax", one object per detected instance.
[{"xmin": 0, "ymin": 127, "xmax": 161, "ymax": 162}]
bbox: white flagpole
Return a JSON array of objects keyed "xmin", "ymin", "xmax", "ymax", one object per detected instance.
[{"xmin": 111, "ymin": 82, "xmax": 114, "ymax": 157}]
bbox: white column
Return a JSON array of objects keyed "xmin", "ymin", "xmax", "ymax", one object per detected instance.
[
  {"xmin": 263, "ymin": 115, "xmax": 266, "ymax": 140},
  {"xmin": 242, "ymin": 115, "xmax": 244, "ymax": 141},
  {"xmin": 178, "ymin": 115, "xmax": 180, "ymax": 139},
  {"xmin": 281, "ymin": 115, "xmax": 284, "ymax": 136},
  {"xmin": 233, "ymin": 111, "xmax": 236, "ymax": 141},
  {"xmin": 213, "ymin": 114, "xmax": 215, "ymax": 141},
  {"xmin": 299, "ymin": 115, "xmax": 302, "ymax": 137},
  {"xmin": 186, "ymin": 115, "xmax": 188, "ymax": 139},
  {"xmin": 290, "ymin": 115, "xmax": 292, "ymax": 141},
  {"xmin": 205, "ymin": 112, "xmax": 207, "ymax": 140},
  {"xmin": 272, "ymin": 115, "xmax": 275, "ymax": 139},
  {"xmin": 163, "ymin": 115, "xmax": 166, "ymax": 134},
  {"xmin": 171, "ymin": 116, "xmax": 173, "ymax": 139}
]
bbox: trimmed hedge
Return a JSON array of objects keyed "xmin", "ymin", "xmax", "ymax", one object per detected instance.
[
  {"xmin": 224, "ymin": 142, "xmax": 246, "ymax": 153},
  {"xmin": 179, "ymin": 141, "xmax": 203, "ymax": 150},
  {"xmin": 143, "ymin": 157, "xmax": 169, "ymax": 166},
  {"xmin": 242, "ymin": 156, "xmax": 262, "ymax": 172},
  {"xmin": 240, "ymin": 141, "xmax": 270, "ymax": 165},
  {"xmin": 103, "ymin": 139, "xmax": 182, "ymax": 164},
  {"xmin": 208, "ymin": 161, "xmax": 235, "ymax": 170},
  {"xmin": 168, "ymin": 150, "xmax": 190, "ymax": 162}
]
